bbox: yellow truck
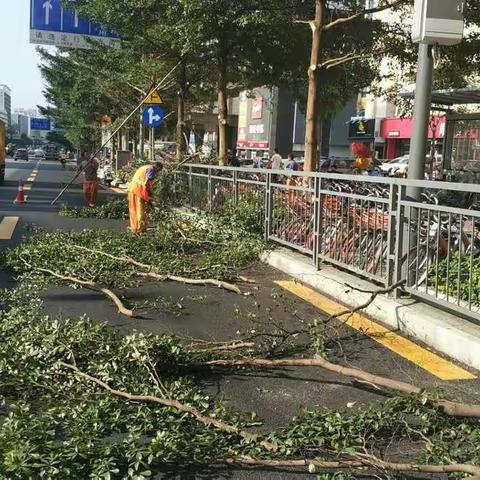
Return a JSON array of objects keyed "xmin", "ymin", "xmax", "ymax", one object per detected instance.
[{"xmin": 0, "ymin": 120, "xmax": 5, "ymax": 183}]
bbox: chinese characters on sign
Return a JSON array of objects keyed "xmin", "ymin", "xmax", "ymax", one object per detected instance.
[{"xmin": 30, "ymin": 0, "xmax": 119, "ymax": 49}]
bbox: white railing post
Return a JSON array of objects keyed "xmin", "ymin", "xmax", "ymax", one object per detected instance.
[
  {"xmin": 313, "ymin": 175, "xmax": 323, "ymax": 268},
  {"xmin": 264, "ymin": 172, "xmax": 272, "ymax": 241},
  {"xmin": 207, "ymin": 167, "xmax": 212, "ymax": 211},
  {"xmin": 188, "ymin": 166, "xmax": 193, "ymax": 208}
]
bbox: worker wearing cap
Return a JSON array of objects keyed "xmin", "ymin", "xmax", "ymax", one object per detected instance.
[{"xmin": 128, "ymin": 162, "xmax": 163, "ymax": 234}]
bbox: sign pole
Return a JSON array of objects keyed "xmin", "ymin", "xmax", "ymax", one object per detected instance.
[
  {"xmin": 150, "ymin": 128, "xmax": 154, "ymax": 162},
  {"xmin": 50, "ymin": 61, "xmax": 180, "ymax": 205},
  {"xmin": 139, "ymin": 114, "xmax": 144, "ymax": 159}
]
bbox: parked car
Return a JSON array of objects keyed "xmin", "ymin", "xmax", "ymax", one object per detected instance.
[
  {"xmin": 14, "ymin": 148, "xmax": 29, "ymax": 161},
  {"xmin": 379, "ymin": 154, "xmax": 443, "ymax": 177},
  {"xmin": 379, "ymin": 155, "xmax": 409, "ymax": 176}
]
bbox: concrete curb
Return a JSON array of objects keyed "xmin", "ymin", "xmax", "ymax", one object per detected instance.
[{"xmin": 262, "ymin": 248, "xmax": 480, "ymax": 372}]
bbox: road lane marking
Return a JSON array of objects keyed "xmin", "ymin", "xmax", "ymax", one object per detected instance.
[
  {"xmin": 22, "ymin": 163, "xmax": 40, "ymax": 195},
  {"xmin": 0, "ymin": 217, "xmax": 19, "ymax": 240},
  {"xmin": 275, "ymin": 280, "xmax": 476, "ymax": 381}
]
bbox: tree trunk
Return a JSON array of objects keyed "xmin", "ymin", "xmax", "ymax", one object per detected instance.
[
  {"xmin": 319, "ymin": 116, "xmax": 331, "ymax": 158},
  {"xmin": 176, "ymin": 61, "xmax": 187, "ymax": 161},
  {"xmin": 217, "ymin": 61, "xmax": 228, "ymax": 165},
  {"xmin": 304, "ymin": 0, "xmax": 325, "ymax": 172}
]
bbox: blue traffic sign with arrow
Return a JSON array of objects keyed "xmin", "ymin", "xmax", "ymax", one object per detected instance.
[
  {"xmin": 142, "ymin": 106, "xmax": 165, "ymax": 128},
  {"xmin": 32, "ymin": 0, "xmax": 62, "ymax": 31}
]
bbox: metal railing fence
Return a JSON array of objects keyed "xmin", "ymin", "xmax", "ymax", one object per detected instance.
[{"xmin": 174, "ymin": 164, "xmax": 480, "ymax": 322}]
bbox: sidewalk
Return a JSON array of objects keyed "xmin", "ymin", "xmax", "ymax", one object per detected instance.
[{"xmin": 262, "ymin": 248, "xmax": 480, "ymax": 372}]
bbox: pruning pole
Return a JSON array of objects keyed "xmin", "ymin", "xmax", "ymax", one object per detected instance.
[{"xmin": 51, "ymin": 61, "xmax": 181, "ymax": 205}]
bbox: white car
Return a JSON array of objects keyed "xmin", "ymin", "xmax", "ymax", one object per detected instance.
[
  {"xmin": 34, "ymin": 149, "xmax": 45, "ymax": 159},
  {"xmin": 379, "ymin": 155, "xmax": 409, "ymax": 176},
  {"xmin": 380, "ymin": 154, "xmax": 443, "ymax": 177}
]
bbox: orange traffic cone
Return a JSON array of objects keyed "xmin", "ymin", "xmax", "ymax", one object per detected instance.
[{"xmin": 14, "ymin": 179, "xmax": 27, "ymax": 205}]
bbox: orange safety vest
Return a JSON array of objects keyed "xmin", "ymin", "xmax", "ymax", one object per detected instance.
[{"xmin": 128, "ymin": 165, "xmax": 152, "ymax": 201}]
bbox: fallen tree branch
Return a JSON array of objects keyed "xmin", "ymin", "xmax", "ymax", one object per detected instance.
[
  {"xmin": 326, "ymin": 279, "xmax": 406, "ymax": 325},
  {"xmin": 137, "ymin": 271, "xmax": 242, "ymax": 295},
  {"xmin": 227, "ymin": 454, "xmax": 480, "ymax": 476},
  {"xmin": 71, "ymin": 244, "xmax": 153, "ymax": 270},
  {"xmin": 59, "ymin": 361, "xmax": 277, "ymax": 453},
  {"xmin": 71, "ymin": 244, "xmax": 243, "ymax": 294},
  {"xmin": 237, "ymin": 276, "xmax": 257, "ymax": 284},
  {"xmin": 207, "ymin": 357, "xmax": 480, "ymax": 418},
  {"xmin": 36, "ymin": 267, "xmax": 135, "ymax": 317},
  {"xmin": 186, "ymin": 340, "xmax": 255, "ymax": 352}
]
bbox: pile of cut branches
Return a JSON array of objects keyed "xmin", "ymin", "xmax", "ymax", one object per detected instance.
[
  {"xmin": 1, "ymin": 282, "xmax": 480, "ymax": 479},
  {"xmin": 60, "ymin": 199, "xmax": 129, "ymax": 219},
  {"xmin": 3, "ymin": 210, "xmax": 266, "ymax": 316}
]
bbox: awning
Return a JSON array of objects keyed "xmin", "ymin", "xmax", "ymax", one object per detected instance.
[{"xmin": 400, "ymin": 87, "xmax": 480, "ymax": 106}]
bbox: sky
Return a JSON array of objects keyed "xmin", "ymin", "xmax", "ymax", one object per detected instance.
[{"xmin": 0, "ymin": 0, "xmax": 48, "ymax": 111}]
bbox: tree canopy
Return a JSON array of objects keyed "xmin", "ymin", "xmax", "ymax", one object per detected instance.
[{"xmin": 39, "ymin": 0, "xmax": 480, "ymax": 157}]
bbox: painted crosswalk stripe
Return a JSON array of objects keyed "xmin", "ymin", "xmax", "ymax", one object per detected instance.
[
  {"xmin": 275, "ymin": 280, "xmax": 476, "ymax": 381},
  {"xmin": 0, "ymin": 216, "xmax": 19, "ymax": 240}
]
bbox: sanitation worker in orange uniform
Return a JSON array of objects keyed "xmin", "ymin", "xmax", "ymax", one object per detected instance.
[{"xmin": 128, "ymin": 162, "xmax": 163, "ymax": 234}]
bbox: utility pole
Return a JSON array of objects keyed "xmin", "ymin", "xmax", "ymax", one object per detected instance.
[{"xmin": 304, "ymin": 0, "xmax": 324, "ymax": 172}]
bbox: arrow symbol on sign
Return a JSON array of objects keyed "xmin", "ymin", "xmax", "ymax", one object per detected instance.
[
  {"xmin": 43, "ymin": 0, "xmax": 53, "ymax": 25},
  {"xmin": 148, "ymin": 107, "xmax": 161, "ymax": 124},
  {"xmin": 74, "ymin": 10, "xmax": 79, "ymax": 28}
]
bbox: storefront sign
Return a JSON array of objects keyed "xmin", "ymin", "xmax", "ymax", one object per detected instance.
[
  {"xmin": 251, "ymin": 98, "xmax": 263, "ymax": 120},
  {"xmin": 237, "ymin": 140, "xmax": 270, "ymax": 150},
  {"xmin": 348, "ymin": 119, "xmax": 375, "ymax": 140},
  {"xmin": 249, "ymin": 124, "xmax": 265, "ymax": 134},
  {"xmin": 388, "ymin": 131, "xmax": 400, "ymax": 137},
  {"xmin": 238, "ymin": 92, "xmax": 248, "ymax": 141}
]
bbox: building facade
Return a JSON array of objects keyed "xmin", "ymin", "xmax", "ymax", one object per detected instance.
[
  {"xmin": 237, "ymin": 87, "xmax": 295, "ymax": 159},
  {"xmin": 11, "ymin": 113, "xmax": 30, "ymax": 139},
  {"xmin": 0, "ymin": 85, "xmax": 12, "ymax": 131}
]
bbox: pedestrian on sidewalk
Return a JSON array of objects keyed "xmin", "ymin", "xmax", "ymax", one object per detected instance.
[
  {"xmin": 128, "ymin": 162, "xmax": 163, "ymax": 234},
  {"xmin": 80, "ymin": 155, "xmax": 100, "ymax": 208},
  {"xmin": 270, "ymin": 148, "xmax": 283, "ymax": 183},
  {"xmin": 286, "ymin": 153, "xmax": 298, "ymax": 172}
]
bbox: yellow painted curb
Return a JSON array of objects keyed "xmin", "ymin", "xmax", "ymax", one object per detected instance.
[{"xmin": 275, "ymin": 280, "xmax": 476, "ymax": 381}]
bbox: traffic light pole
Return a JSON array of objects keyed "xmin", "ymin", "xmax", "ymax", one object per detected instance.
[
  {"xmin": 404, "ymin": 43, "xmax": 434, "ymax": 284},
  {"xmin": 407, "ymin": 43, "xmax": 434, "ymax": 199}
]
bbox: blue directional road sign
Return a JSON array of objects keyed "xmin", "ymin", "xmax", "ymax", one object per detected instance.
[
  {"xmin": 63, "ymin": 8, "xmax": 90, "ymax": 35},
  {"xmin": 30, "ymin": 118, "xmax": 52, "ymax": 131},
  {"xmin": 30, "ymin": 0, "xmax": 119, "ymax": 48},
  {"xmin": 143, "ymin": 106, "xmax": 165, "ymax": 129}
]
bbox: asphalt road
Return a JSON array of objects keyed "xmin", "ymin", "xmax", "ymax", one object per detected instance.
[{"xmin": 0, "ymin": 157, "xmax": 477, "ymax": 479}]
